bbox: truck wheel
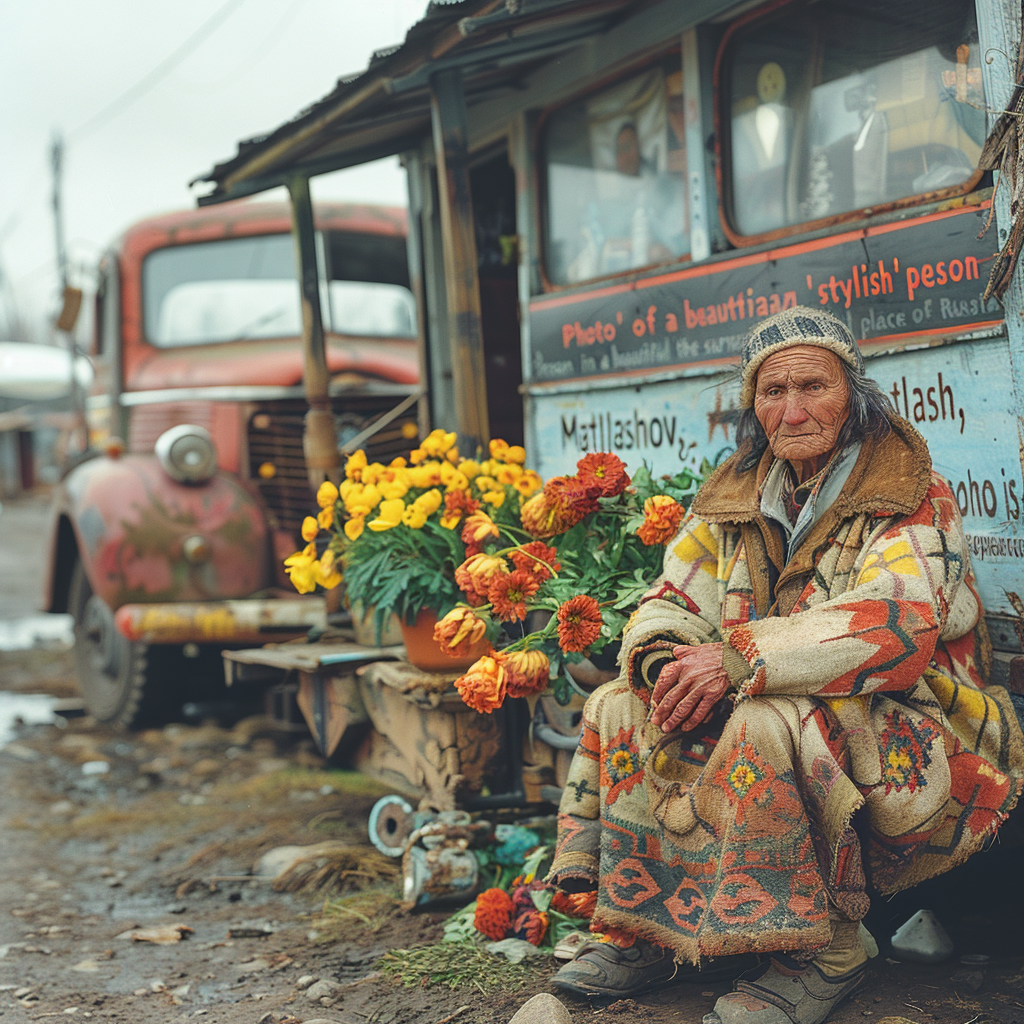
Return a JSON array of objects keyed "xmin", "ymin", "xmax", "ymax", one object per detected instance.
[{"xmin": 68, "ymin": 561, "xmax": 169, "ymax": 729}]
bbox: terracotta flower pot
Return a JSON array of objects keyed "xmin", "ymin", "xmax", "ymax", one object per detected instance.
[{"xmin": 400, "ymin": 608, "xmax": 489, "ymax": 672}]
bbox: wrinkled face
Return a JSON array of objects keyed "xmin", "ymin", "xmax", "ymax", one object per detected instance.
[{"xmin": 753, "ymin": 346, "xmax": 851, "ymax": 467}]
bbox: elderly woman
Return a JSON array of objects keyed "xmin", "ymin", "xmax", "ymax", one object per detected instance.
[{"xmin": 547, "ymin": 307, "xmax": 1024, "ymax": 1024}]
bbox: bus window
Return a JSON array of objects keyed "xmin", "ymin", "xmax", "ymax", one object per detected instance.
[
  {"xmin": 722, "ymin": 0, "xmax": 986, "ymax": 240},
  {"xmin": 542, "ymin": 56, "xmax": 690, "ymax": 286}
]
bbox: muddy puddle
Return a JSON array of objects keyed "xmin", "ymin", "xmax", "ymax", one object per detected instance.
[
  {"xmin": 0, "ymin": 613, "xmax": 73, "ymax": 652},
  {"xmin": 0, "ymin": 690, "xmax": 58, "ymax": 744}
]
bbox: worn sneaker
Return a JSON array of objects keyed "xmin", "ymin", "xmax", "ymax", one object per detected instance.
[{"xmin": 550, "ymin": 938, "xmax": 683, "ymax": 998}]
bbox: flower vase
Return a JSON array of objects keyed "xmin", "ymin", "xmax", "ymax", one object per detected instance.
[{"xmin": 400, "ymin": 609, "xmax": 488, "ymax": 672}]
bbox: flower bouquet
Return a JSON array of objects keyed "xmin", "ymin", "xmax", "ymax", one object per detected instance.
[
  {"xmin": 283, "ymin": 430, "xmax": 543, "ymax": 647},
  {"xmin": 436, "ymin": 451, "xmax": 711, "ymax": 710}
]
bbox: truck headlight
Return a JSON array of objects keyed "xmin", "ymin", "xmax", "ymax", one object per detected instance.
[{"xmin": 155, "ymin": 424, "xmax": 217, "ymax": 484}]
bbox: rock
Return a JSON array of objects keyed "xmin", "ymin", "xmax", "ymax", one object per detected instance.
[
  {"xmin": 227, "ymin": 922, "xmax": 275, "ymax": 938},
  {"xmin": 508, "ymin": 994, "xmax": 572, "ymax": 1024},
  {"xmin": 3, "ymin": 742, "xmax": 42, "ymax": 761},
  {"xmin": 116, "ymin": 924, "xmax": 193, "ymax": 944},
  {"xmin": 190, "ymin": 758, "xmax": 222, "ymax": 778},
  {"xmin": 81, "ymin": 760, "xmax": 110, "ymax": 776},
  {"xmin": 295, "ymin": 975, "xmax": 316, "ymax": 990},
  {"xmin": 139, "ymin": 757, "xmax": 172, "ymax": 776},
  {"xmin": 304, "ymin": 979, "xmax": 343, "ymax": 1002},
  {"xmin": 49, "ymin": 800, "xmax": 75, "ymax": 816}
]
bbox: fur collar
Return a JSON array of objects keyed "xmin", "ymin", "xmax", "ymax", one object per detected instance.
[{"xmin": 691, "ymin": 416, "xmax": 932, "ymax": 525}]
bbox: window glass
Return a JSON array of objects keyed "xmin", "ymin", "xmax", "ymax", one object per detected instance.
[
  {"xmin": 143, "ymin": 231, "xmax": 415, "ymax": 347},
  {"xmin": 725, "ymin": 0, "xmax": 985, "ymax": 237},
  {"xmin": 543, "ymin": 58, "xmax": 689, "ymax": 285}
]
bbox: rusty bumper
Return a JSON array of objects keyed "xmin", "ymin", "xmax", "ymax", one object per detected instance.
[{"xmin": 113, "ymin": 598, "xmax": 326, "ymax": 644}]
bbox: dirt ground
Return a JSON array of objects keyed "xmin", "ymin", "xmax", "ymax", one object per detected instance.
[{"xmin": 3, "ymin": 492, "xmax": 1024, "ymax": 1024}]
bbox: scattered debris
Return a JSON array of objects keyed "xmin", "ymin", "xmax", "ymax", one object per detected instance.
[
  {"xmin": 115, "ymin": 924, "xmax": 194, "ymax": 944},
  {"xmin": 254, "ymin": 841, "xmax": 398, "ymax": 894},
  {"xmin": 890, "ymin": 910, "xmax": 954, "ymax": 964},
  {"xmin": 227, "ymin": 922, "xmax": 276, "ymax": 938}
]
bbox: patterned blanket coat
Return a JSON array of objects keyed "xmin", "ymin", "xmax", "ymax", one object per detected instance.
[{"xmin": 549, "ymin": 418, "xmax": 1024, "ymax": 962}]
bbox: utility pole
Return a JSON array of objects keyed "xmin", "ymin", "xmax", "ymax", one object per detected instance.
[
  {"xmin": 51, "ymin": 132, "xmax": 87, "ymax": 457},
  {"xmin": 51, "ymin": 134, "xmax": 68, "ymax": 291}
]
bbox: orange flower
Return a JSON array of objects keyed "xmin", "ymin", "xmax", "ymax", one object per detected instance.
[
  {"xmin": 433, "ymin": 607, "xmax": 488, "ymax": 658},
  {"xmin": 519, "ymin": 492, "xmax": 567, "ymax": 539},
  {"xmin": 510, "ymin": 541, "xmax": 561, "ymax": 583},
  {"xmin": 547, "ymin": 475, "xmax": 600, "ymax": 523},
  {"xmin": 444, "ymin": 489, "xmax": 480, "ymax": 524},
  {"xmin": 551, "ymin": 888, "xmax": 597, "ymax": 920},
  {"xmin": 461, "ymin": 510, "xmax": 500, "ymax": 546},
  {"xmin": 556, "ymin": 595, "xmax": 603, "ymax": 653},
  {"xmin": 576, "ymin": 452, "xmax": 630, "ymax": 497},
  {"xmin": 455, "ymin": 655, "xmax": 507, "ymax": 714},
  {"xmin": 454, "ymin": 552, "xmax": 508, "ymax": 605},
  {"xmin": 488, "ymin": 569, "xmax": 539, "ymax": 623},
  {"xmin": 474, "ymin": 887, "xmax": 514, "ymax": 940},
  {"xmin": 637, "ymin": 495, "xmax": 684, "ymax": 545},
  {"xmin": 500, "ymin": 649, "xmax": 550, "ymax": 698}
]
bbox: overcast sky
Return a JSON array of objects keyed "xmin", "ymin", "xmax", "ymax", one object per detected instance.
[{"xmin": 0, "ymin": 0, "xmax": 426, "ymax": 342}]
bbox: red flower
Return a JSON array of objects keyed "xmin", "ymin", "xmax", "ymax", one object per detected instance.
[
  {"xmin": 576, "ymin": 452, "xmax": 630, "ymax": 497},
  {"xmin": 556, "ymin": 595, "xmax": 603, "ymax": 653},
  {"xmin": 546, "ymin": 475, "xmax": 600, "ymax": 524},
  {"xmin": 454, "ymin": 656, "xmax": 507, "ymax": 714},
  {"xmin": 444, "ymin": 489, "xmax": 480, "ymax": 523},
  {"xmin": 488, "ymin": 569, "xmax": 540, "ymax": 623},
  {"xmin": 510, "ymin": 541, "xmax": 561, "ymax": 583},
  {"xmin": 637, "ymin": 495, "xmax": 684, "ymax": 546},
  {"xmin": 512, "ymin": 908, "xmax": 549, "ymax": 946},
  {"xmin": 474, "ymin": 888, "xmax": 515, "ymax": 940},
  {"xmin": 455, "ymin": 553, "xmax": 508, "ymax": 605}
]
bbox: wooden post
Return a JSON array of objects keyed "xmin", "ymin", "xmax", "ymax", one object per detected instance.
[
  {"xmin": 287, "ymin": 175, "xmax": 339, "ymax": 487},
  {"xmin": 430, "ymin": 68, "xmax": 490, "ymax": 457}
]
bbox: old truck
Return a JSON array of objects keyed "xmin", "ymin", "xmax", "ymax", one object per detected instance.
[
  {"xmin": 43, "ymin": 200, "xmax": 422, "ymax": 727},
  {"xmin": 193, "ymin": 0, "xmax": 1024, "ymax": 805}
]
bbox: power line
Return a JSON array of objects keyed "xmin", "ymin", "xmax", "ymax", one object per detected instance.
[{"xmin": 69, "ymin": 0, "xmax": 249, "ymax": 142}]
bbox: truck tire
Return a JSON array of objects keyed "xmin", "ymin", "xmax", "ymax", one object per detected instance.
[{"xmin": 68, "ymin": 560, "xmax": 173, "ymax": 729}]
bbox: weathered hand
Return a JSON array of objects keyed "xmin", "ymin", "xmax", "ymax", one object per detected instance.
[{"xmin": 650, "ymin": 642, "xmax": 731, "ymax": 733}]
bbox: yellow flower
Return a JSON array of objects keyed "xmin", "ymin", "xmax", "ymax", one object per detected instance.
[
  {"xmin": 506, "ymin": 445, "xmax": 526, "ymax": 464},
  {"xmin": 378, "ymin": 478, "xmax": 410, "ymax": 501},
  {"xmin": 344, "ymin": 451, "xmax": 367, "ymax": 481},
  {"xmin": 344, "ymin": 517, "xmax": 365, "ymax": 541},
  {"xmin": 402, "ymin": 505, "xmax": 428, "ymax": 529},
  {"xmin": 301, "ymin": 516, "xmax": 319, "ymax": 542},
  {"xmin": 368, "ymin": 498, "xmax": 406, "ymax": 531},
  {"xmin": 315, "ymin": 550, "xmax": 342, "ymax": 589},
  {"xmin": 458, "ymin": 459, "xmax": 481, "ymax": 480},
  {"xmin": 390, "ymin": 456, "xmax": 408, "ymax": 468},
  {"xmin": 440, "ymin": 512, "xmax": 461, "ymax": 530},
  {"xmin": 316, "ymin": 481, "xmax": 339, "ymax": 508},
  {"xmin": 258, "ymin": 461, "xmax": 276, "ymax": 479},
  {"xmin": 361, "ymin": 462, "xmax": 386, "ymax": 485},
  {"xmin": 489, "ymin": 439, "xmax": 510, "ymax": 461},
  {"xmin": 408, "ymin": 464, "xmax": 442, "ymax": 488},
  {"xmin": 409, "ymin": 447, "xmax": 428, "ymax": 465},
  {"xmin": 283, "ymin": 542, "xmax": 318, "ymax": 594},
  {"xmin": 475, "ymin": 475, "xmax": 499, "ymax": 492},
  {"xmin": 462, "ymin": 510, "xmax": 499, "ymax": 544},
  {"xmin": 358, "ymin": 483, "xmax": 382, "ymax": 509},
  {"xmin": 483, "ymin": 490, "xmax": 506, "ymax": 508},
  {"xmin": 496, "ymin": 464, "xmax": 522, "ymax": 485},
  {"xmin": 514, "ymin": 470, "xmax": 542, "ymax": 497},
  {"xmin": 414, "ymin": 488, "xmax": 443, "ymax": 515},
  {"xmin": 317, "ymin": 506, "xmax": 334, "ymax": 530},
  {"xmin": 446, "ymin": 448, "xmax": 461, "ymax": 464},
  {"xmin": 401, "ymin": 421, "xmax": 419, "ymax": 440}
]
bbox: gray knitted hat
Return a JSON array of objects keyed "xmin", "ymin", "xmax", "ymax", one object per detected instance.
[{"xmin": 739, "ymin": 306, "xmax": 864, "ymax": 407}]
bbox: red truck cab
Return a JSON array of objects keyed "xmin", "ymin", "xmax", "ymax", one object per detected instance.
[{"xmin": 44, "ymin": 200, "xmax": 420, "ymax": 727}]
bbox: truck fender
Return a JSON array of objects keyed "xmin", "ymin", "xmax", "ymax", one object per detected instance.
[{"xmin": 44, "ymin": 452, "xmax": 274, "ymax": 614}]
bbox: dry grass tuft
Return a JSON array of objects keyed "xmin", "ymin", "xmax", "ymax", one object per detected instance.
[
  {"xmin": 313, "ymin": 884, "xmax": 403, "ymax": 940},
  {"xmin": 378, "ymin": 942, "xmax": 536, "ymax": 993}
]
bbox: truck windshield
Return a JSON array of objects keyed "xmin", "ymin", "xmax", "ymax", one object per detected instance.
[{"xmin": 143, "ymin": 231, "xmax": 416, "ymax": 347}]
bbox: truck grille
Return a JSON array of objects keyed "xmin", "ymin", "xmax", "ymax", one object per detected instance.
[{"xmin": 247, "ymin": 396, "xmax": 418, "ymax": 539}]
